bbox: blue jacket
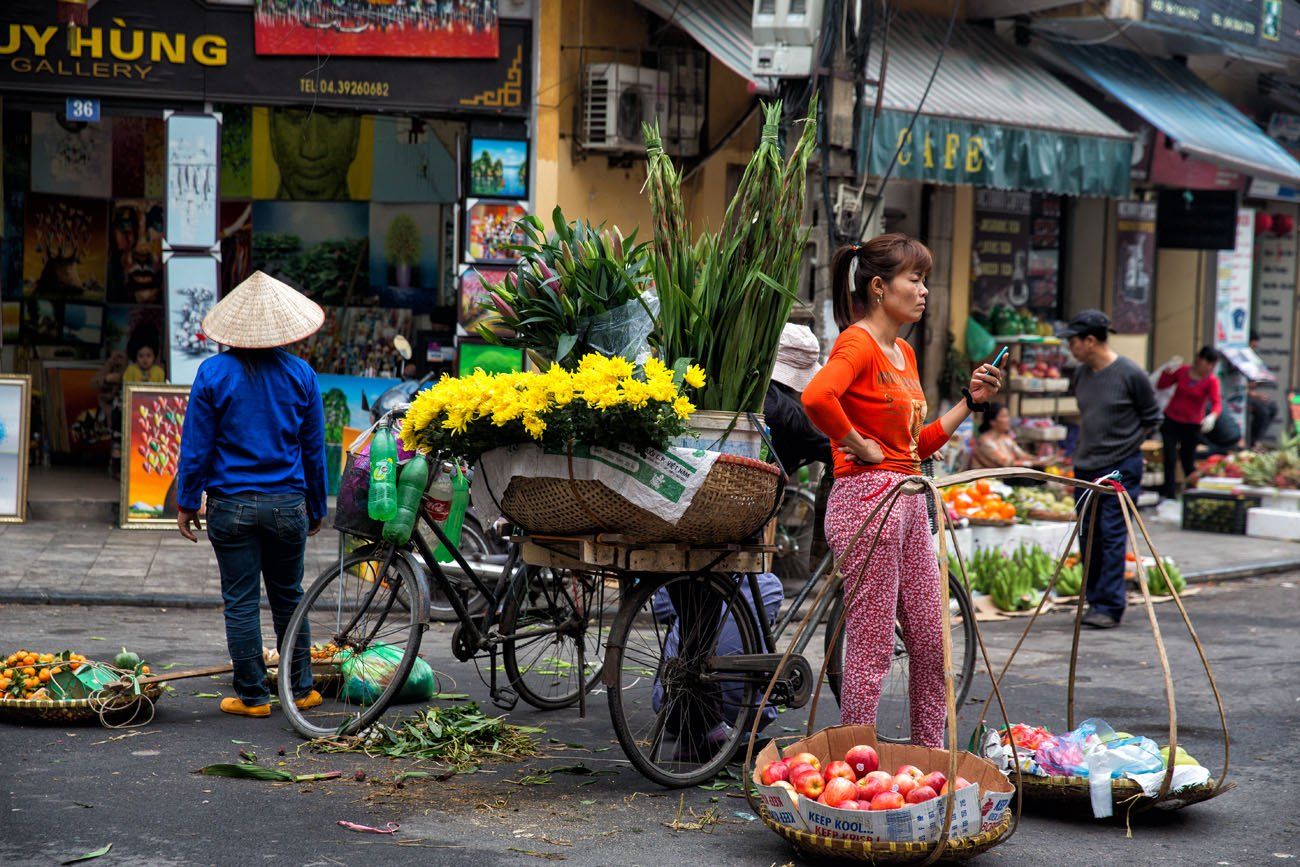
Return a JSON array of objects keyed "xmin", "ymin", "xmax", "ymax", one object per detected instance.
[{"xmin": 177, "ymin": 349, "xmax": 328, "ymax": 521}]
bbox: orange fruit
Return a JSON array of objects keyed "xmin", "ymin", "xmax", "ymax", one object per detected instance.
[
  {"xmin": 24, "ymin": 677, "xmax": 39, "ymax": 689},
  {"xmin": 2, "ymin": 668, "xmax": 12, "ymax": 678},
  {"xmin": 0, "ymin": 677, "xmax": 10, "ymax": 690},
  {"xmin": 51, "ymin": 666, "xmax": 62, "ymax": 675},
  {"xmin": 22, "ymin": 666, "xmax": 35, "ymax": 676},
  {"xmin": 22, "ymin": 655, "xmax": 36, "ymax": 665},
  {"xmin": 38, "ymin": 669, "xmax": 51, "ymax": 682},
  {"xmin": 38, "ymin": 653, "xmax": 53, "ymax": 663},
  {"xmin": 141, "ymin": 665, "xmax": 151, "ymax": 675},
  {"xmin": 974, "ymin": 481, "xmax": 990, "ymax": 496}
]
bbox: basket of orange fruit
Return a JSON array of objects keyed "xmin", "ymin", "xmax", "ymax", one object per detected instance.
[
  {"xmin": 0, "ymin": 648, "xmax": 162, "ymax": 725},
  {"xmin": 941, "ymin": 481, "xmax": 1018, "ymax": 526}
]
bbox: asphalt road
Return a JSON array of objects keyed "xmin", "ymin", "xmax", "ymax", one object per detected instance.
[{"xmin": 1, "ymin": 574, "xmax": 1296, "ymax": 866}]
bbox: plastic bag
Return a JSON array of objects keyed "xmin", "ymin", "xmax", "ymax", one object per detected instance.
[
  {"xmin": 580, "ymin": 295, "xmax": 659, "ymax": 363},
  {"xmin": 966, "ymin": 318, "xmax": 996, "ymax": 363},
  {"xmin": 340, "ymin": 642, "xmax": 437, "ymax": 705}
]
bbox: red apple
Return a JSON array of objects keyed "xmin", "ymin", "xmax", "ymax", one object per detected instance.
[
  {"xmin": 772, "ymin": 780, "xmax": 796, "ymax": 798},
  {"xmin": 895, "ymin": 764, "xmax": 924, "ymax": 780},
  {"xmin": 792, "ymin": 769, "xmax": 826, "ymax": 799},
  {"xmin": 844, "ymin": 744, "xmax": 879, "ymax": 777},
  {"xmin": 939, "ymin": 776, "xmax": 973, "ymax": 796},
  {"xmin": 788, "ymin": 752, "xmax": 821, "ymax": 772},
  {"xmin": 856, "ymin": 770, "xmax": 894, "ymax": 802},
  {"xmin": 891, "ymin": 773, "xmax": 918, "ymax": 797},
  {"xmin": 920, "ymin": 771, "xmax": 947, "ymax": 793},
  {"xmin": 761, "ymin": 760, "xmax": 790, "ymax": 786},
  {"xmin": 906, "ymin": 785, "xmax": 938, "ymax": 804},
  {"xmin": 786, "ymin": 762, "xmax": 814, "ymax": 781},
  {"xmin": 840, "ymin": 799, "xmax": 860, "ymax": 811},
  {"xmin": 823, "ymin": 777, "xmax": 858, "ymax": 808},
  {"xmin": 824, "ymin": 760, "xmax": 856, "ymax": 783},
  {"xmin": 815, "ymin": 793, "xmax": 828, "ymax": 805},
  {"xmin": 869, "ymin": 791, "xmax": 906, "ymax": 811}
]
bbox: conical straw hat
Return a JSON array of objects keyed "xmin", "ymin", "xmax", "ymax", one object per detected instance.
[{"xmin": 201, "ymin": 271, "xmax": 325, "ymax": 349}]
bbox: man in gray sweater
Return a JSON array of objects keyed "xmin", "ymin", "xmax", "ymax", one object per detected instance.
[{"xmin": 1060, "ymin": 310, "xmax": 1161, "ymax": 629}]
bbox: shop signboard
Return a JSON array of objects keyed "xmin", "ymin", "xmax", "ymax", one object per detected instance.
[
  {"xmin": 1254, "ymin": 206, "xmax": 1298, "ymax": 439},
  {"xmin": 1215, "ymin": 208, "xmax": 1255, "ymax": 349},
  {"xmin": 1145, "ymin": 0, "xmax": 1300, "ymax": 56},
  {"xmin": 1249, "ymin": 113, "xmax": 1300, "ymax": 203},
  {"xmin": 0, "ymin": 1, "xmax": 530, "ymax": 116},
  {"xmin": 971, "ymin": 190, "xmax": 1032, "ymax": 317},
  {"xmin": 1112, "ymin": 201, "xmax": 1157, "ymax": 334}
]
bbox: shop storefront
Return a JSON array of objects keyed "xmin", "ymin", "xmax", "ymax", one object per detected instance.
[{"xmin": 0, "ymin": 0, "xmax": 531, "ymax": 522}]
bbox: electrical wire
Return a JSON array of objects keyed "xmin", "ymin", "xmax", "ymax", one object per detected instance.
[{"xmin": 858, "ymin": 0, "xmax": 960, "ymax": 238}]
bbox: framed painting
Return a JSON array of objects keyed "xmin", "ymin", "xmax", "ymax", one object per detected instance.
[
  {"xmin": 166, "ymin": 254, "xmax": 221, "ymax": 385},
  {"xmin": 464, "ymin": 199, "xmax": 527, "ymax": 264},
  {"xmin": 119, "ymin": 383, "xmax": 191, "ymax": 528},
  {"xmin": 0, "ymin": 374, "xmax": 31, "ymax": 523},
  {"xmin": 165, "ymin": 113, "xmax": 221, "ymax": 250},
  {"xmin": 467, "ymin": 138, "xmax": 529, "ymax": 200}
]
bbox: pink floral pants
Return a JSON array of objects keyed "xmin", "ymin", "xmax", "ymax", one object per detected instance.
[{"xmin": 826, "ymin": 471, "xmax": 947, "ymax": 747}]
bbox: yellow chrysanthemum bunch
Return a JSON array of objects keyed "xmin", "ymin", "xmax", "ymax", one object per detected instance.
[{"xmin": 399, "ymin": 355, "xmax": 706, "ymax": 461}]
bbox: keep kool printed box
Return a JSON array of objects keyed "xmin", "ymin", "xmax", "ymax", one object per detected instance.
[{"xmin": 751, "ymin": 724, "xmax": 1014, "ymax": 845}]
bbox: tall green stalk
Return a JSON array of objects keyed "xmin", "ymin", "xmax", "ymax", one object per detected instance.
[{"xmin": 643, "ymin": 98, "xmax": 818, "ymax": 413}]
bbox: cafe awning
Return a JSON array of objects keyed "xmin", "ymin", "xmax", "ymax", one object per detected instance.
[
  {"xmin": 1044, "ymin": 41, "xmax": 1300, "ymax": 188},
  {"xmin": 861, "ymin": 13, "xmax": 1133, "ymax": 198},
  {"xmin": 633, "ymin": 0, "xmax": 754, "ymax": 83}
]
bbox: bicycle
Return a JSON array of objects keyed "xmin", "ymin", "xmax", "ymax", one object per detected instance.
[
  {"xmin": 278, "ymin": 419, "xmax": 625, "ymax": 739},
  {"xmin": 585, "ymin": 504, "xmax": 976, "ymax": 787}
]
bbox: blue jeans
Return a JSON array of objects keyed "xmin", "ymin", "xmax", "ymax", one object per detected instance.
[
  {"xmin": 207, "ymin": 493, "xmax": 313, "ymax": 705},
  {"xmin": 1073, "ymin": 453, "xmax": 1144, "ymax": 621}
]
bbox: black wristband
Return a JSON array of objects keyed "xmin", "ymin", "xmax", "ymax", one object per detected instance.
[{"xmin": 962, "ymin": 387, "xmax": 990, "ymax": 415}]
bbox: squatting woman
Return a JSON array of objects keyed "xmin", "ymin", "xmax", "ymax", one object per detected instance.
[{"xmin": 802, "ymin": 234, "xmax": 1002, "ymax": 746}]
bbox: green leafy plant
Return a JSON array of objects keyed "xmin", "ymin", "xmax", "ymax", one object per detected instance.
[
  {"xmin": 642, "ymin": 97, "xmax": 818, "ymax": 413},
  {"xmin": 477, "ymin": 207, "xmax": 655, "ymax": 368}
]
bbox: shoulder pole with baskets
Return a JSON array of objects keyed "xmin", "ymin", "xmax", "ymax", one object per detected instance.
[
  {"xmin": 962, "ymin": 468, "xmax": 1233, "ymax": 815},
  {"xmin": 744, "ymin": 471, "xmax": 1035, "ymax": 864}
]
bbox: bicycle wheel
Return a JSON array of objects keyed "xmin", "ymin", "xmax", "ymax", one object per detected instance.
[
  {"xmin": 419, "ymin": 516, "xmax": 493, "ymax": 622},
  {"xmin": 606, "ymin": 572, "xmax": 763, "ymax": 788},
  {"xmin": 772, "ymin": 488, "xmax": 817, "ymax": 595},
  {"xmin": 500, "ymin": 565, "xmax": 624, "ymax": 710},
  {"xmin": 279, "ymin": 546, "xmax": 428, "ymax": 740},
  {"xmin": 824, "ymin": 574, "xmax": 976, "ymax": 743}
]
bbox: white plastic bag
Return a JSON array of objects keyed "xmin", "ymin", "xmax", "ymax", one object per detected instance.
[{"xmin": 1151, "ymin": 357, "xmax": 1182, "ymax": 414}]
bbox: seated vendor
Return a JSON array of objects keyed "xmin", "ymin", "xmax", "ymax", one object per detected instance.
[{"xmin": 971, "ymin": 403, "xmax": 1046, "ymax": 470}]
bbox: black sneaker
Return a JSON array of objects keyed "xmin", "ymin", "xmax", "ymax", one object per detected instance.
[{"xmin": 1082, "ymin": 610, "xmax": 1120, "ymax": 629}]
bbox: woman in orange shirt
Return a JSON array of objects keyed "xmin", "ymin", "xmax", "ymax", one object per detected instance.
[{"xmin": 802, "ymin": 234, "xmax": 1003, "ymax": 746}]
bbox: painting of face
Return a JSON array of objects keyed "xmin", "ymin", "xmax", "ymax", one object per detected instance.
[
  {"xmin": 270, "ymin": 109, "xmax": 361, "ymax": 201},
  {"xmin": 109, "ymin": 200, "xmax": 164, "ymax": 303}
]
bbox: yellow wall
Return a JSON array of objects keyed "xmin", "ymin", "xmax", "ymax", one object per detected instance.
[
  {"xmin": 534, "ymin": 0, "xmax": 757, "ymax": 236},
  {"xmin": 1153, "ymin": 249, "xmax": 1208, "ymax": 364},
  {"xmin": 948, "ymin": 186, "xmax": 974, "ymax": 351}
]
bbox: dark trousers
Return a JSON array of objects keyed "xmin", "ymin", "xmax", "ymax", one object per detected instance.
[
  {"xmin": 1249, "ymin": 397, "xmax": 1279, "ymax": 447},
  {"xmin": 1160, "ymin": 418, "xmax": 1201, "ymax": 499},
  {"xmin": 207, "ymin": 493, "xmax": 313, "ymax": 705},
  {"xmin": 1073, "ymin": 453, "xmax": 1144, "ymax": 621}
]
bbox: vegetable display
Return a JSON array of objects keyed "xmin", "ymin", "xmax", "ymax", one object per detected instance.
[
  {"xmin": 1007, "ymin": 487, "xmax": 1074, "ymax": 520},
  {"xmin": 942, "ymin": 481, "xmax": 1017, "ymax": 522},
  {"xmin": 1146, "ymin": 558, "xmax": 1186, "ymax": 596}
]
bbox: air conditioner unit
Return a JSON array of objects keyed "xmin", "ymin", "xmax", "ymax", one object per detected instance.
[
  {"xmin": 581, "ymin": 63, "xmax": 668, "ymax": 152},
  {"xmin": 661, "ymin": 49, "xmax": 706, "ymax": 158},
  {"xmin": 752, "ymin": 0, "xmax": 825, "ymax": 78}
]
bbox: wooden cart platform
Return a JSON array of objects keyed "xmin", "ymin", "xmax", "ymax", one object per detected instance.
[{"xmin": 517, "ymin": 533, "xmax": 776, "ymax": 574}]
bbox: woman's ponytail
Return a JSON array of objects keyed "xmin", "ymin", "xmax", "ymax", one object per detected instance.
[{"xmin": 831, "ymin": 244, "xmax": 860, "ymax": 332}]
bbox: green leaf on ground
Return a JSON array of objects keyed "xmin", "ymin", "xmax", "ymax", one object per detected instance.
[
  {"xmin": 61, "ymin": 843, "xmax": 112, "ymax": 864},
  {"xmin": 193, "ymin": 692, "xmax": 221, "ymax": 698},
  {"xmin": 429, "ymin": 693, "xmax": 470, "ymax": 700},
  {"xmin": 197, "ymin": 763, "xmax": 294, "ymax": 782}
]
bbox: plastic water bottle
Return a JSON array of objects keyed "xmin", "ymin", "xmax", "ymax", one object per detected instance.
[
  {"xmin": 425, "ymin": 463, "xmax": 454, "ymax": 524},
  {"xmin": 434, "ymin": 465, "xmax": 471, "ymax": 563},
  {"xmin": 367, "ymin": 421, "xmax": 399, "ymax": 522},
  {"xmin": 382, "ymin": 452, "xmax": 429, "ymax": 545}
]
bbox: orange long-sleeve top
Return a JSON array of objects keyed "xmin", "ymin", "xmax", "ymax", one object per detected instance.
[{"xmin": 801, "ymin": 326, "xmax": 947, "ymax": 478}]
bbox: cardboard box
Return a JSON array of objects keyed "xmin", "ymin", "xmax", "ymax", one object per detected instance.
[{"xmin": 751, "ymin": 724, "xmax": 1014, "ymax": 844}]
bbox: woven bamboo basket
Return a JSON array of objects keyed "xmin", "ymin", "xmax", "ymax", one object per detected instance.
[
  {"xmin": 966, "ymin": 468, "xmax": 1234, "ymax": 818},
  {"xmin": 496, "ymin": 453, "xmax": 781, "ymax": 543},
  {"xmin": 760, "ymin": 811, "xmax": 1012, "ymax": 864},
  {"xmin": 0, "ymin": 683, "xmax": 165, "ymax": 725}
]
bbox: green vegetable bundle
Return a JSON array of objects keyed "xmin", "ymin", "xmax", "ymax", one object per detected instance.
[
  {"xmin": 1147, "ymin": 558, "xmax": 1186, "ymax": 596},
  {"xmin": 642, "ymin": 98, "xmax": 818, "ymax": 413},
  {"xmin": 1009, "ymin": 543, "xmax": 1056, "ymax": 591},
  {"xmin": 1056, "ymin": 563, "xmax": 1083, "ymax": 597}
]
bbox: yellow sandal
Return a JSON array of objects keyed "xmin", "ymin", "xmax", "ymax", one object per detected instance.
[{"xmin": 219, "ymin": 697, "xmax": 271, "ymax": 717}]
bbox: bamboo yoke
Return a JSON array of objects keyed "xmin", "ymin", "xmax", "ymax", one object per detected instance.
[{"xmin": 744, "ymin": 465, "xmax": 1231, "ymax": 864}]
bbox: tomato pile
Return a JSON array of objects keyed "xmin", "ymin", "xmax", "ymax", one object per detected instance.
[{"xmin": 942, "ymin": 481, "xmax": 1017, "ymax": 522}]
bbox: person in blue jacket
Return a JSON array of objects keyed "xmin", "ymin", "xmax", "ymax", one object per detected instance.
[{"xmin": 175, "ymin": 271, "xmax": 329, "ymax": 718}]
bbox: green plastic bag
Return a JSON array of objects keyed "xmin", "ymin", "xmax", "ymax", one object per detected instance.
[
  {"xmin": 339, "ymin": 642, "xmax": 437, "ymax": 705},
  {"xmin": 966, "ymin": 317, "xmax": 996, "ymax": 362}
]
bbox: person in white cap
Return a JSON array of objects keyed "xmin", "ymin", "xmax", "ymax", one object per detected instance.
[{"xmin": 175, "ymin": 271, "xmax": 328, "ymax": 718}]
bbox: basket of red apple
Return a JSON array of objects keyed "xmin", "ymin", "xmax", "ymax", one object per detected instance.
[{"xmin": 749, "ymin": 724, "xmax": 1014, "ymax": 863}]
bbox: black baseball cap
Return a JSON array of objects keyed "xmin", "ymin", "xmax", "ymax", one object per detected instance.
[{"xmin": 1056, "ymin": 309, "xmax": 1113, "ymax": 340}]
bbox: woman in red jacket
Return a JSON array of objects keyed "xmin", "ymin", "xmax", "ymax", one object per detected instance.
[
  {"xmin": 1157, "ymin": 346, "xmax": 1222, "ymax": 499},
  {"xmin": 801, "ymin": 234, "xmax": 1002, "ymax": 746}
]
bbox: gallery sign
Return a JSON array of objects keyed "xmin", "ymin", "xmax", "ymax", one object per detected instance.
[
  {"xmin": 1145, "ymin": 0, "xmax": 1300, "ymax": 56},
  {"xmin": 0, "ymin": 0, "xmax": 530, "ymax": 115}
]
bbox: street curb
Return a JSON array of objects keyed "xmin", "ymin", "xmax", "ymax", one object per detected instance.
[{"xmin": 1, "ymin": 557, "xmax": 1297, "ymax": 609}]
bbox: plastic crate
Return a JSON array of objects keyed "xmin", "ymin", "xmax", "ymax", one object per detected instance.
[{"xmin": 1181, "ymin": 490, "xmax": 1261, "ymax": 535}]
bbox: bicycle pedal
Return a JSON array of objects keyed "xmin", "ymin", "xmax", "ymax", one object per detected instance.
[
  {"xmin": 491, "ymin": 686, "xmax": 518, "ymax": 711},
  {"xmin": 450, "ymin": 623, "xmax": 475, "ymax": 662}
]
